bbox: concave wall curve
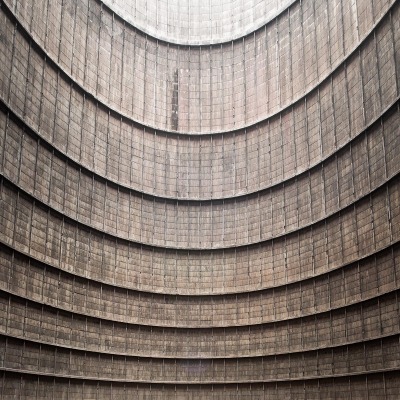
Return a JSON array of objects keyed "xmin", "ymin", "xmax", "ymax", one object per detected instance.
[
  {"xmin": 0, "ymin": 0, "xmax": 400, "ymax": 398},
  {"xmin": 1, "ymin": 0, "xmax": 396, "ymax": 134}
]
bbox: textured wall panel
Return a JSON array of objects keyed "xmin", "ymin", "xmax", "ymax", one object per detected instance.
[
  {"xmin": 1, "ymin": 0, "xmax": 396, "ymax": 133},
  {"xmin": 1, "ymin": 16, "xmax": 399, "ymax": 201},
  {"xmin": 0, "ymin": 0, "xmax": 399, "ymax": 397}
]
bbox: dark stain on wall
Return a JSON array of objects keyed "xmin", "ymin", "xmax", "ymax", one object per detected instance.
[{"xmin": 171, "ymin": 69, "xmax": 179, "ymax": 131}]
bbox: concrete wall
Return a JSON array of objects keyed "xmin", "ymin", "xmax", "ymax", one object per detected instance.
[
  {"xmin": 2, "ymin": 0, "xmax": 397, "ymax": 133},
  {"xmin": 1, "ymin": 1, "xmax": 399, "ymax": 198},
  {"xmin": 0, "ymin": 0, "xmax": 400, "ymax": 397}
]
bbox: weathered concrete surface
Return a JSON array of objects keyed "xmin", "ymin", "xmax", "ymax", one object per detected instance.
[{"xmin": 0, "ymin": 0, "xmax": 399, "ymax": 397}]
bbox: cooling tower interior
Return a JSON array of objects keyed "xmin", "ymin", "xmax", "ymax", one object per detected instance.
[{"xmin": 0, "ymin": 0, "xmax": 400, "ymax": 398}]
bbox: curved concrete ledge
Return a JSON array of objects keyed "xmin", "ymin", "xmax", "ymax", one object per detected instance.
[
  {"xmin": 1, "ymin": 101, "xmax": 399, "ymax": 248},
  {"xmin": 0, "ymin": 334, "xmax": 398, "ymax": 383},
  {"xmin": 2, "ymin": 0, "xmax": 396, "ymax": 133},
  {"xmin": 1, "ymin": 0, "xmax": 399, "ymax": 393},
  {"xmin": 0, "ymin": 289, "xmax": 399, "ymax": 358},
  {"xmin": 1, "ymin": 0, "xmax": 398, "ymax": 200},
  {"xmin": 1, "ymin": 370, "xmax": 398, "ymax": 398},
  {"xmin": 1, "ymin": 174, "xmax": 399, "ymax": 294},
  {"xmin": 1, "ymin": 240, "xmax": 399, "ymax": 328}
]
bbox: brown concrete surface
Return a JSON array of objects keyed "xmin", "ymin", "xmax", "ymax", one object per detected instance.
[{"xmin": 0, "ymin": 0, "xmax": 399, "ymax": 397}]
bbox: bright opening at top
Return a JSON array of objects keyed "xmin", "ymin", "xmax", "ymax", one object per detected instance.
[{"xmin": 104, "ymin": 0, "xmax": 294, "ymax": 45}]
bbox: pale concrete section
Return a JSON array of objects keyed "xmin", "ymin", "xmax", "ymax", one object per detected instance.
[
  {"xmin": 2, "ymin": 0, "xmax": 395, "ymax": 133},
  {"xmin": 102, "ymin": 0, "xmax": 295, "ymax": 45},
  {"xmin": 1, "ymin": 1, "xmax": 399, "ymax": 200}
]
